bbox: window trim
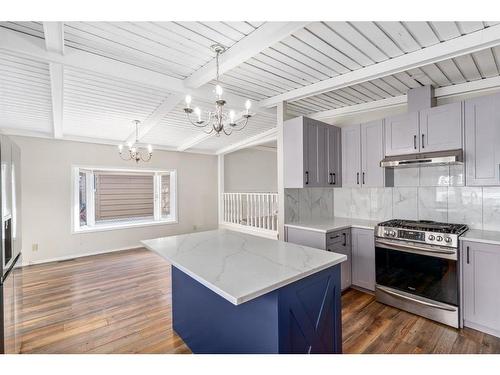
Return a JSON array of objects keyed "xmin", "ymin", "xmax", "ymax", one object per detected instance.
[{"xmin": 71, "ymin": 165, "xmax": 178, "ymax": 234}]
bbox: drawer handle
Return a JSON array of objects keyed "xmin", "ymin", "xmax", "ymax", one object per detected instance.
[{"xmin": 329, "ymin": 235, "xmax": 340, "ymax": 240}]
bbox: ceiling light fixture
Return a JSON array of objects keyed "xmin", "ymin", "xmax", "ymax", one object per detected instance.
[
  {"xmin": 118, "ymin": 120, "xmax": 153, "ymax": 163},
  {"xmin": 183, "ymin": 44, "xmax": 252, "ymax": 136}
]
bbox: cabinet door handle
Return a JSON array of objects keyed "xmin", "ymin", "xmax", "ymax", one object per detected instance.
[
  {"xmin": 466, "ymin": 246, "xmax": 470, "ymax": 264},
  {"xmin": 422, "ymin": 134, "xmax": 425, "ymax": 149},
  {"xmin": 356, "ymin": 172, "xmax": 360, "ymax": 185},
  {"xmin": 332, "ymin": 173, "xmax": 336, "ymax": 185},
  {"xmin": 413, "ymin": 135, "xmax": 417, "ymax": 150},
  {"xmin": 328, "ymin": 172, "xmax": 333, "ymax": 185},
  {"xmin": 362, "ymin": 172, "xmax": 365, "ymax": 185},
  {"xmin": 305, "ymin": 171, "xmax": 309, "ymax": 185},
  {"xmin": 342, "ymin": 233, "xmax": 347, "ymax": 246}
]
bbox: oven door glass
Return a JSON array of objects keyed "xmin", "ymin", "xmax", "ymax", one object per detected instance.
[{"xmin": 375, "ymin": 246, "xmax": 458, "ymax": 306}]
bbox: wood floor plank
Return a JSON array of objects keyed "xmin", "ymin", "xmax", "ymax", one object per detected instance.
[{"xmin": 18, "ymin": 249, "xmax": 500, "ymax": 354}]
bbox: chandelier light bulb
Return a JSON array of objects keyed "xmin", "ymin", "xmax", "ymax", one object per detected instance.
[
  {"xmin": 215, "ymin": 84, "xmax": 223, "ymax": 99},
  {"xmin": 118, "ymin": 144, "xmax": 123, "ymax": 153},
  {"xmin": 131, "ymin": 147, "xmax": 137, "ymax": 154},
  {"xmin": 147, "ymin": 144, "xmax": 153, "ymax": 153},
  {"xmin": 245, "ymin": 99, "xmax": 252, "ymax": 111},
  {"xmin": 127, "ymin": 142, "xmax": 133, "ymax": 149},
  {"xmin": 185, "ymin": 95, "xmax": 192, "ymax": 108},
  {"xmin": 229, "ymin": 110, "xmax": 235, "ymax": 123},
  {"xmin": 194, "ymin": 107, "xmax": 202, "ymax": 122}
]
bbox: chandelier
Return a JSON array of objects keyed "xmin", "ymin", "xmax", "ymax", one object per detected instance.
[
  {"xmin": 118, "ymin": 120, "xmax": 153, "ymax": 163},
  {"xmin": 183, "ymin": 44, "xmax": 252, "ymax": 136}
]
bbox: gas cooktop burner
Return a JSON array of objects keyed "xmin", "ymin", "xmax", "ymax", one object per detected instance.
[{"xmin": 377, "ymin": 219, "xmax": 468, "ymax": 234}]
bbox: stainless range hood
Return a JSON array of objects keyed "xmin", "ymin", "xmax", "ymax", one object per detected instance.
[{"xmin": 380, "ymin": 149, "xmax": 463, "ymax": 168}]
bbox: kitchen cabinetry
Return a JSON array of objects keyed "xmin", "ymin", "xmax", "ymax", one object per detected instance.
[
  {"xmin": 285, "ymin": 226, "xmax": 351, "ymax": 291},
  {"xmin": 326, "ymin": 229, "xmax": 351, "ymax": 291},
  {"xmin": 342, "ymin": 120, "xmax": 385, "ymax": 188},
  {"xmin": 419, "ymin": 102, "xmax": 462, "ymax": 152},
  {"xmin": 385, "ymin": 102, "xmax": 462, "ymax": 156},
  {"xmin": 385, "ymin": 112, "xmax": 419, "ymax": 156},
  {"xmin": 465, "ymin": 93, "xmax": 500, "ymax": 186},
  {"xmin": 284, "ymin": 116, "xmax": 341, "ymax": 188},
  {"xmin": 351, "ymin": 228, "xmax": 375, "ymax": 291},
  {"xmin": 462, "ymin": 240, "xmax": 500, "ymax": 338}
]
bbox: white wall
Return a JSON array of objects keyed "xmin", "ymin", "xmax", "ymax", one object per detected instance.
[
  {"xmin": 12, "ymin": 136, "xmax": 218, "ymax": 265},
  {"xmin": 224, "ymin": 147, "xmax": 277, "ymax": 192}
]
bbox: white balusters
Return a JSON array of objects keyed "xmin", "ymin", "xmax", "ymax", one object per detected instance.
[{"xmin": 222, "ymin": 192, "xmax": 278, "ymax": 234}]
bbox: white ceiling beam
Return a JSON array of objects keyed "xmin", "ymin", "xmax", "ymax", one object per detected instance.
[
  {"xmin": 177, "ymin": 133, "xmax": 213, "ymax": 152},
  {"xmin": 43, "ymin": 22, "xmax": 65, "ymax": 139},
  {"xmin": 184, "ymin": 22, "xmax": 309, "ymax": 88},
  {"xmin": 309, "ymin": 75, "xmax": 500, "ymax": 121},
  {"xmin": 259, "ymin": 24, "xmax": 500, "ymax": 107},
  {"xmin": 216, "ymin": 128, "xmax": 278, "ymax": 155}
]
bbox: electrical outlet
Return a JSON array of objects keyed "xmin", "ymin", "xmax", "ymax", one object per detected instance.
[{"xmin": 32, "ymin": 243, "xmax": 38, "ymax": 252}]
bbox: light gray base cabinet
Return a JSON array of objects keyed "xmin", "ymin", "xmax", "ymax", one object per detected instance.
[
  {"xmin": 285, "ymin": 226, "xmax": 351, "ymax": 291},
  {"xmin": 461, "ymin": 240, "xmax": 500, "ymax": 338},
  {"xmin": 351, "ymin": 228, "xmax": 375, "ymax": 292}
]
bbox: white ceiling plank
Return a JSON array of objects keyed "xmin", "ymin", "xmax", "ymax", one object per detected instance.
[
  {"xmin": 259, "ymin": 25, "xmax": 500, "ymax": 107},
  {"xmin": 376, "ymin": 22, "xmax": 421, "ymax": 53},
  {"xmin": 403, "ymin": 22, "xmax": 440, "ymax": 47},
  {"xmin": 325, "ymin": 22, "xmax": 387, "ymax": 63},
  {"xmin": 420, "ymin": 64, "xmax": 452, "ymax": 87},
  {"xmin": 453, "ymin": 54, "xmax": 482, "ymax": 81},
  {"xmin": 436, "ymin": 59, "xmax": 466, "ymax": 84},
  {"xmin": 349, "ymin": 22, "xmax": 403, "ymax": 58},
  {"xmin": 457, "ymin": 22, "xmax": 485, "ymax": 34},
  {"xmin": 184, "ymin": 22, "xmax": 309, "ymax": 88},
  {"xmin": 429, "ymin": 22, "xmax": 461, "ymax": 41},
  {"xmin": 43, "ymin": 22, "xmax": 65, "ymax": 139},
  {"xmin": 472, "ymin": 49, "xmax": 499, "ymax": 78},
  {"xmin": 381, "ymin": 75, "xmax": 411, "ymax": 93}
]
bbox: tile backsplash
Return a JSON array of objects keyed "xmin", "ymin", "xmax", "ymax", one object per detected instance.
[{"xmin": 285, "ymin": 165, "xmax": 499, "ymax": 230}]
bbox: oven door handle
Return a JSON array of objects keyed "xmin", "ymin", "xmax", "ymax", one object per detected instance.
[
  {"xmin": 377, "ymin": 286, "xmax": 457, "ymax": 312},
  {"xmin": 376, "ymin": 239, "xmax": 456, "ymax": 256}
]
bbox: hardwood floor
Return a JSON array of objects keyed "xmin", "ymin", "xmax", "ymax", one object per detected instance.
[{"xmin": 19, "ymin": 249, "xmax": 500, "ymax": 354}]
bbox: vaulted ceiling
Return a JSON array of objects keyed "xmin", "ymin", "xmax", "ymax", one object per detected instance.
[{"xmin": 1, "ymin": 21, "xmax": 500, "ymax": 154}]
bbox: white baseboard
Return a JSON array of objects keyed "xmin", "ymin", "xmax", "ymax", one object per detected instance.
[{"xmin": 24, "ymin": 245, "xmax": 143, "ymax": 266}]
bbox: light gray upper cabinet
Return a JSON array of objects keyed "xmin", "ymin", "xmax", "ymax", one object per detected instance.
[
  {"xmin": 462, "ymin": 240, "xmax": 500, "ymax": 338},
  {"xmin": 419, "ymin": 102, "xmax": 463, "ymax": 152},
  {"xmin": 284, "ymin": 116, "xmax": 341, "ymax": 188},
  {"xmin": 465, "ymin": 93, "xmax": 500, "ymax": 186},
  {"xmin": 341, "ymin": 124, "xmax": 361, "ymax": 188},
  {"xmin": 326, "ymin": 125, "xmax": 342, "ymax": 187},
  {"xmin": 351, "ymin": 228, "xmax": 375, "ymax": 291},
  {"xmin": 361, "ymin": 120, "xmax": 385, "ymax": 187},
  {"xmin": 342, "ymin": 120, "xmax": 385, "ymax": 188},
  {"xmin": 385, "ymin": 112, "xmax": 419, "ymax": 156}
]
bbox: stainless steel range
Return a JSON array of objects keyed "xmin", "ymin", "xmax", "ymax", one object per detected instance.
[{"xmin": 375, "ymin": 219, "xmax": 468, "ymax": 328}]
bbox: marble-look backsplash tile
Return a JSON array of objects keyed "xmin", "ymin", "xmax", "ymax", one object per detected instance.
[
  {"xmin": 392, "ymin": 187, "xmax": 418, "ymax": 220},
  {"xmin": 284, "ymin": 182, "xmax": 500, "ymax": 232}
]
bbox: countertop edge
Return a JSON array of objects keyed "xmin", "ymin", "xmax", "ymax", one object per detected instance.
[
  {"xmin": 284, "ymin": 222, "xmax": 375, "ymax": 233},
  {"xmin": 142, "ymin": 240, "xmax": 347, "ymax": 306}
]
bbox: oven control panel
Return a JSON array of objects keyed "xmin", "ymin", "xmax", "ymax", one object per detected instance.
[{"xmin": 375, "ymin": 226, "xmax": 459, "ymax": 248}]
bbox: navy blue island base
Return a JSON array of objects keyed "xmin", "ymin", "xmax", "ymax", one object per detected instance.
[{"xmin": 171, "ymin": 265, "xmax": 342, "ymax": 354}]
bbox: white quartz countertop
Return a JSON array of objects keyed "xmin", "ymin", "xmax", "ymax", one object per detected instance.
[
  {"xmin": 462, "ymin": 229, "xmax": 500, "ymax": 246},
  {"xmin": 284, "ymin": 217, "xmax": 378, "ymax": 233},
  {"xmin": 142, "ymin": 229, "xmax": 346, "ymax": 306}
]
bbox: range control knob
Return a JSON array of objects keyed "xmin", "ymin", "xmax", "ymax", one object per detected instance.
[
  {"xmin": 384, "ymin": 230, "xmax": 390, "ymax": 236},
  {"xmin": 444, "ymin": 237, "xmax": 452, "ymax": 243},
  {"xmin": 436, "ymin": 236, "xmax": 443, "ymax": 242},
  {"xmin": 390, "ymin": 230, "xmax": 397, "ymax": 237},
  {"xmin": 428, "ymin": 234, "xmax": 435, "ymax": 241}
]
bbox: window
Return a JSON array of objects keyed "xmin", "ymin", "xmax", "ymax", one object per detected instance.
[{"xmin": 73, "ymin": 167, "xmax": 177, "ymax": 232}]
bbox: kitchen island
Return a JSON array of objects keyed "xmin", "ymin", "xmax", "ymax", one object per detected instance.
[{"xmin": 142, "ymin": 229, "xmax": 346, "ymax": 354}]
